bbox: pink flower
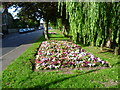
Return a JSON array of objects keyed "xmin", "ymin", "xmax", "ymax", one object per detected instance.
[
  {"xmin": 51, "ymin": 61, "xmax": 58, "ymax": 64},
  {"xmin": 74, "ymin": 55, "xmax": 77, "ymax": 57},
  {"xmin": 94, "ymin": 61, "xmax": 97, "ymax": 63},
  {"xmin": 76, "ymin": 46, "xmax": 80, "ymax": 48},
  {"xmin": 85, "ymin": 61, "xmax": 89, "ymax": 64},
  {"xmin": 35, "ymin": 40, "xmax": 109, "ymax": 69},
  {"xmin": 36, "ymin": 61, "xmax": 43, "ymax": 64},
  {"xmin": 57, "ymin": 61, "xmax": 61, "ymax": 63}
]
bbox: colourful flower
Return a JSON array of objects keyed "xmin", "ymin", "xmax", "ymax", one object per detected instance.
[{"xmin": 35, "ymin": 40, "xmax": 109, "ymax": 70}]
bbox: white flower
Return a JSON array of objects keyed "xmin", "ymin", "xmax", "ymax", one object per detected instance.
[
  {"xmin": 46, "ymin": 51, "xmax": 50, "ymax": 55},
  {"xmin": 57, "ymin": 53, "xmax": 61, "ymax": 57},
  {"xmin": 55, "ymin": 65, "xmax": 60, "ymax": 69},
  {"xmin": 74, "ymin": 57, "xmax": 77, "ymax": 60},
  {"xmin": 76, "ymin": 61, "xmax": 82, "ymax": 64},
  {"xmin": 42, "ymin": 58, "xmax": 48, "ymax": 60},
  {"xmin": 71, "ymin": 51, "xmax": 74, "ymax": 54},
  {"xmin": 91, "ymin": 55, "xmax": 94, "ymax": 59},
  {"xmin": 79, "ymin": 61, "xmax": 84, "ymax": 63},
  {"xmin": 75, "ymin": 61, "xmax": 79, "ymax": 64},
  {"xmin": 36, "ymin": 64, "xmax": 40, "ymax": 69},
  {"xmin": 69, "ymin": 53, "xmax": 74, "ymax": 56},
  {"xmin": 88, "ymin": 63, "xmax": 95, "ymax": 67},
  {"xmin": 41, "ymin": 63, "xmax": 46, "ymax": 66},
  {"xmin": 92, "ymin": 63, "xmax": 95, "ymax": 66},
  {"xmin": 36, "ymin": 55, "xmax": 39, "ymax": 59},
  {"xmin": 78, "ymin": 53, "xmax": 83, "ymax": 57},
  {"xmin": 97, "ymin": 58, "xmax": 102, "ymax": 61},
  {"xmin": 88, "ymin": 58, "xmax": 91, "ymax": 61},
  {"xmin": 101, "ymin": 61, "xmax": 105, "ymax": 64},
  {"xmin": 75, "ymin": 50, "xmax": 79, "ymax": 53},
  {"xmin": 88, "ymin": 63, "xmax": 92, "ymax": 67},
  {"xmin": 70, "ymin": 57, "xmax": 74, "ymax": 59},
  {"xmin": 52, "ymin": 65, "xmax": 55, "ymax": 67},
  {"xmin": 48, "ymin": 65, "xmax": 52, "ymax": 68},
  {"xmin": 52, "ymin": 58, "xmax": 55, "ymax": 61},
  {"xmin": 42, "ymin": 51, "xmax": 44, "ymax": 53}
]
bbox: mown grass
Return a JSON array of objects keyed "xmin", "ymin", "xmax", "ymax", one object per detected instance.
[{"xmin": 2, "ymin": 30, "xmax": 119, "ymax": 88}]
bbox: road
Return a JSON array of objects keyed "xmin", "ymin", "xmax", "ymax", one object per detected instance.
[
  {"xmin": 2, "ymin": 29, "xmax": 43, "ymax": 56},
  {"xmin": 0, "ymin": 29, "xmax": 44, "ymax": 70}
]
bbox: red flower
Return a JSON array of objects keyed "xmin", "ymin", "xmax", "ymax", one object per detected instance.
[
  {"xmin": 51, "ymin": 61, "xmax": 57, "ymax": 64},
  {"xmin": 65, "ymin": 62, "xmax": 69, "ymax": 65},
  {"xmin": 38, "ymin": 52, "xmax": 42, "ymax": 55},
  {"xmin": 36, "ymin": 60, "xmax": 43, "ymax": 64},
  {"xmin": 35, "ymin": 59, "xmax": 38, "ymax": 62},
  {"xmin": 70, "ymin": 62, "xmax": 74, "ymax": 65},
  {"xmin": 76, "ymin": 46, "xmax": 80, "ymax": 48}
]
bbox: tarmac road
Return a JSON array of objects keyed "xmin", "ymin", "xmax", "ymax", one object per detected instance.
[{"xmin": 0, "ymin": 29, "xmax": 44, "ymax": 70}]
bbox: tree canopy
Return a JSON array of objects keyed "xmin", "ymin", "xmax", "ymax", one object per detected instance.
[
  {"xmin": 2, "ymin": 2, "xmax": 120, "ymax": 54},
  {"xmin": 2, "ymin": 2, "xmax": 60, "ymax": 39},
  {"xmin": 58, "ymin": 2, "xmax": 120, "ymax": 48}
]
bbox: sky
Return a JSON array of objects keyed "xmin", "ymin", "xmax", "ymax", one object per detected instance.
[
  {"xmin": 8, "ymin": 6, "xmax": 21, "ymax": 19},
  {"xmin": 8, "ymin": 6, "xmax": 44, "ymax": 23}
]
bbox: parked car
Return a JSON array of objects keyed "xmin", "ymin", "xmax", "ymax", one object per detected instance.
[
  {"xmin": 25, "ymin": 28, "xmax": 29, "ymax": 32},
  {"xmin": 19, "ymin": 28, "xmax": 27, "ymax": 33},
  {"xmin": 19, "ymin": 29, "xmax": 24, "ymax": 33},
  {"xmin": 19, "ymin": 28, "xmax": 35, "ymax": 33},
  {"xmin": 27, "ymin": 28, "xmax": 31, "ymax": 31}
]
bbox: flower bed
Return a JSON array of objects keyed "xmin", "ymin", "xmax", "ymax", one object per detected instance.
[
  {"xmin": 48, "ymin": 32, "xmax": 56, "ymax": 34},
  {"xmin": 35, "ymin": 40, "xmax": 109, "ymax": 70}
]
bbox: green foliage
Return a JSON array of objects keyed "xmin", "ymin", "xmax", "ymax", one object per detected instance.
[
  {"xmin": 58, "ymin": 2, "xmax": 120, "ymax": 47},
  {"xmin": 2, "ymin": 30, "xmax": 119, "ymax": 88}
]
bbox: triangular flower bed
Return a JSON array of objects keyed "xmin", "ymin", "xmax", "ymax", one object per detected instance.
[{"xmin": 35, "ymin": 40, "xmax": 109, "ymax": 71}]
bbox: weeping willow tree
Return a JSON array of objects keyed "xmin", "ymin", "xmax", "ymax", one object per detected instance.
[{"xmin": 58, "ymin": 1, "xmax": 120, "ymax": 54}]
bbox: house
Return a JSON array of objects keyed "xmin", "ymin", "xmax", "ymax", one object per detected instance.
[{"xmin": 1, "ymin": 8, "xmax": 13, "ymax": 34}]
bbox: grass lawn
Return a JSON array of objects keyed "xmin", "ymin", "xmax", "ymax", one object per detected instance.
[{"xmin": 1, "ymin": 30, "xmax": 119, "ymax": 88}]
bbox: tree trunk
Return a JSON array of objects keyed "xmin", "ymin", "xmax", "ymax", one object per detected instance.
[
  {"xmin": 62, "ymin": 25, "xmax": 68, "ymax": 37},
  {"xmin": 114, "ymin": 47, "xmax": 119, "ymax": 55},
  {"xmin": 44, "ymin": 20, "xmax": 49, "ymax": 40},
  {"xmin": 62, "ymin": 26, "xmax": 65, "ymax": 35},
  {"xmin": 100, "ymin": 43, "xmax": 103, "ymax": 51}
]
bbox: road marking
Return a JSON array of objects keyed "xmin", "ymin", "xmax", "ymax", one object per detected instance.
[
  {"xmin": 0, "ymin": 45, "xmax": 23, "ymax": 58},
  {"xmin": 1, "ymin": 30, "xmax": 43, "ymax": 59}
]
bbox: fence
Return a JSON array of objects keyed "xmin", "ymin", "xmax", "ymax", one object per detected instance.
[{"xmin": 8, "ymin": 29, "xmax": 18, "ymax": 33}]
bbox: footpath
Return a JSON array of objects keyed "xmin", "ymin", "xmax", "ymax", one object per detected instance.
[
  {"xmin": 1, "ymin": 30, "xmax": 43, "ymax": 71},
  {"xmin": 1, "ymin": 43, "xmax": 32, "ymax": 70}
]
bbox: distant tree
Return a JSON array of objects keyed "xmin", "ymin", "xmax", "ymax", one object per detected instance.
[{"xmin": 2, "ymin": 2, "xmax": 59, "ymax": 40}]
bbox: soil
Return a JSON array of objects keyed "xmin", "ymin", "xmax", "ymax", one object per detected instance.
[{"xmin": 34, "ymin": 66, "xmax": 110, "ymax": 74}]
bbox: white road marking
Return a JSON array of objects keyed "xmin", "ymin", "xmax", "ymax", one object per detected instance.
[{"xmin": 0, "ymin": 45, "xmax": 23, "ymax": 58}]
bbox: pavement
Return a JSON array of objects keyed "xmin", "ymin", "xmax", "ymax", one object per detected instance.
[{"xmin": 0, "ymin": 29, "xmax": 44, "ymax": 71}]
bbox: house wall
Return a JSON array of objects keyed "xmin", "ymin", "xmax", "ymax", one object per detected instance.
[{"xmin": 2, "ymin": 8, "xmax": 13, "ymax": 34}]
